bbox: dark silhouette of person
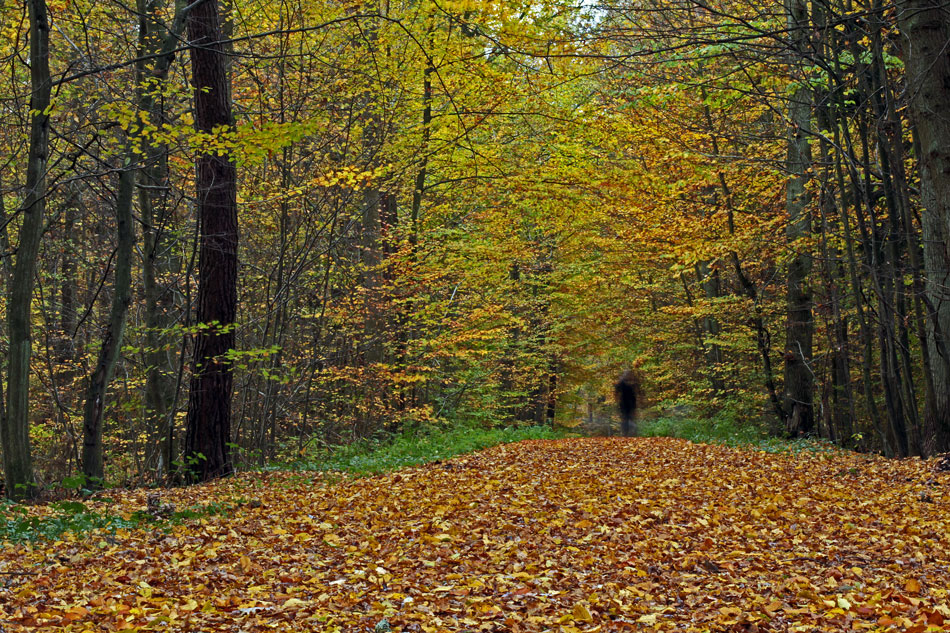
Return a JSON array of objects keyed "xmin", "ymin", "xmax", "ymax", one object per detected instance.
[{"xmin": 614, "ymin": 370, "xmax": 639, "ymax": 437}]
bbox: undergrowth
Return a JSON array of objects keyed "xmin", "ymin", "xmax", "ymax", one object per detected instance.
[
  {"xmin": 292, "ymin": 424, "xmax": 575, "ymax": 475},
  {"xmin": 0, "ymin": 499, "xmax": 235, "ymax": 544},
  {"xmin": 641, "ymin": 414, "xmax": 839, "ymax": 455}
]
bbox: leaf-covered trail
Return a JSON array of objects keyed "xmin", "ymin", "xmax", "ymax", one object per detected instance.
[{"xmin": 3, "ymin": 437, "xmax": 950, "ymax": 632}]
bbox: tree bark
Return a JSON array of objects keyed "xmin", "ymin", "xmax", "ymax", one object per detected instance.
[
  {"xmin": 2, "ymin": 0, "xmax": 51, "ymax": 501},
  {"xmin": 783, "ymin": 0, "xmax": 815, "ymax": 436},
  {"xmin": 897, "ymin": 0, "xmax": 950, "ymax": 455},
  {"xmin": 184, "ymin": 0, "xmax": 238, "ymax": 482}
]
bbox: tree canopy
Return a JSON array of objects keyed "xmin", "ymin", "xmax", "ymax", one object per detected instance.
[{"xmin": 1, "ymin": 0, "xmax": 949, "ymax": 495}]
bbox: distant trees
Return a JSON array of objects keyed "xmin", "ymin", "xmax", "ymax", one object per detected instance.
[{"xmin": 596, "ymin": 0, "xmax": 950, "ymax": 456}]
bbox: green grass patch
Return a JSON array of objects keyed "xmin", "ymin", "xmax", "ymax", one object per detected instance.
[
  {"xmin": 0, "ymin": 498, "xmax": 235, "ymax": 544},
  {"xmin": 293, "ymin": 424, "xmax": 575, "ymax": 475},
  {"xmin": 641, "ymin": 414, "xmax": 838, "ymax": 455}
]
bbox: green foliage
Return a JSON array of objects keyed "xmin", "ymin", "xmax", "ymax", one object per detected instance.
[
  {"xmin": 0, "ymin": 498, "xmax": 236, "ymax": 543},
  {"xmin": 641, "ymin": 414, "xmax": 838, "ymax": 455},
  {"xmin": 293, "ymin": 424, "xmax": 575, "ymax": 476}
]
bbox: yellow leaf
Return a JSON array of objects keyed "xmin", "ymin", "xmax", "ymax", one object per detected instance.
[{"xmin": 573, "ymin": 603, "xmax": 593, "ymax": 622}]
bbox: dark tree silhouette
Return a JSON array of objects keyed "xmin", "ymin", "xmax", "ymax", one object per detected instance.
[{"xmin": 183, "ymin": 0, "xmax": 237, "ymax": 482}]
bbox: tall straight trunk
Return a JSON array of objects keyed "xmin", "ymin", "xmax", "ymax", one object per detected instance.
[
  {"xmin": 783, "ymin": 0, "xmax": 815, "ymax": 436},
  {"xmin": 865, "ymin": 19, "xmax": 919, "ymax": 454},
  {"xmin": 404, "ymin": 53, "xmax": 432, "ymax": 410},
  {"xmin": 830, "ymin": 79, "xmax": 891, "ymax": 455},
  {"xmin": 356, "ymin": 3, "xmax": 390, "ymax": 435},
  {"xmin": 142, "ymin": 187, "xmax": 179, "ymax": 479},
  {"xmin": 184, "ymin": 0, "xmax": 238, "ymax": 482},
  {"xmin": 81, "ymin": 160, "xmax": 135, "ymax": 485},
  {"xmin": 815, "ymin": 106, "xmax": 854, "ymax": 445},
  {"xmin": 853, "ymin": 109, "xmax": 911, "ymax": 455},
  {"xmin": 896, "ymin": 0, "xmax": 950, "ymax": 454},
  {"xmin": 256, "ymin": 145, "xmax": 292, "ymax": 462},
  {"xmin": 359, "ymin": 5, "xmax": 387, "ymax": 373},
  {"xmin": 2, "ymin": 0, "xmax": 51, "ymax": 501},
  {"xmin": 82, "ymin": 0, "xmax": 188, "ymax": 486},
  {"xmin": 410, "ymin": 56, "xmax": 432, "ymax": 252},
  {"xmin": 141, "ymin": 0, "xmax": 187, "ymax": 480}
]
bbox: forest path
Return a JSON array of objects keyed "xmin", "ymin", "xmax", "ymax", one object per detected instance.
[{"xmin": 2, "ymin": 437, "xmax": 950, "ymax": 632}]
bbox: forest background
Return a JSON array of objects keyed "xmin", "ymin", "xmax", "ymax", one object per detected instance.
[{"xmin": 1, "ymin": 0, "xmax": 949, "ymax": 500}]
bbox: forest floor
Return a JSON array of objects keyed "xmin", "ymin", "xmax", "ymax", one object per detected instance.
[{"xmin": 2, "ymin": 437, "xmax": 950, "ymax": 632}]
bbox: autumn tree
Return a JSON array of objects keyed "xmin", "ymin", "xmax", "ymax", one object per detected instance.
[
  {"xmin": 782, "ymin": 0, "xmax": 815, "ymax": 436},
  {"xmin": 2, "ymin": 0, "xmax": 51, "ymax": 500},
  {"xmin": 80, "ymin": 0, "xmax": 190, "ymax": 487}
]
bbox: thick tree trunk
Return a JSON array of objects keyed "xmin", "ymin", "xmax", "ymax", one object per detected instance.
[
  {"xmin": 783, "ymin": 0, "xmax": 814, "ymax": 436},
  {"xmin": 184, "ymin": 0, "xmax": 237, "ymax": 482},
  {"xmin": 897, "ymin": 0, "xmax": 950, "ymax": 455},
  {"xmin": 2, "ymin": 0, "xmax": 50, "ymax": 501}
]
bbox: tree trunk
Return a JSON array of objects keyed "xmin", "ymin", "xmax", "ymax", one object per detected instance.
[
  {"xmin": 2, "ymin": 0, "xmax": 50, "ymax": 501},
  {"xmin": 184, "ymin": 0, "xmax": 238, "ymax": 482},
  {"xmin": 783, "ymin": 0, "xmax": 815, "ymax": 436},
  {"xmin": 141, "ymin": 0, "xmax": 187, "ymax": 481},
  {"xmin": 827, "ymin": 49, "xmax": 891, "ymax": 454},
  {"xmin": 82, "ymin": 0, "xmax": 188, "ymax": 486},
  {"xmin": 897, "ymin": 0, "xmax": 950, "ymax": 455},
  {"xmin": 815, "ymin": 108, "xmax": 854, "ymax": 445},
  {"xmin": 81, "ymin": 160, "xmax": 135, "ymax": 486}
]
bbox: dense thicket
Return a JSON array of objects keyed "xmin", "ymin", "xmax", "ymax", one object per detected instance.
[{"xmin": 0, "ymin": 0, "xmax": 947, "ymax": 496}]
